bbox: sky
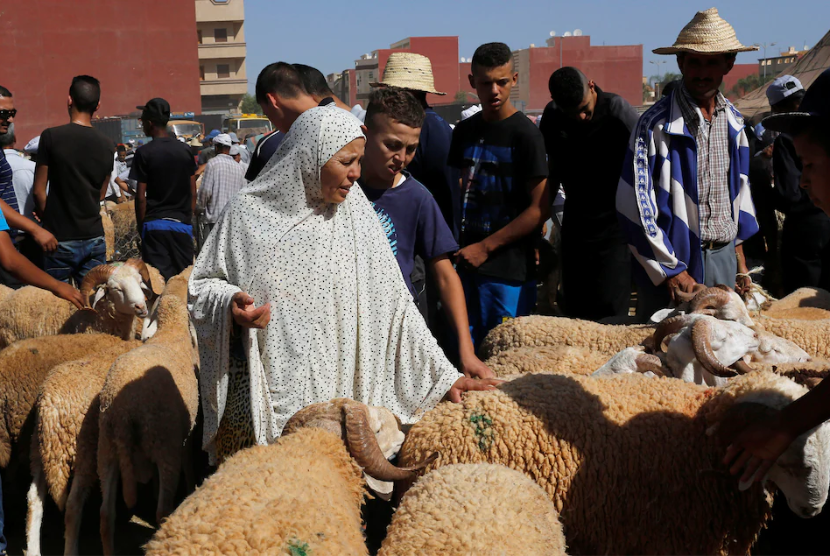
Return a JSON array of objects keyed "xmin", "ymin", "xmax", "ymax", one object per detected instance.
[{"xmin": 243, "ymin": 0, "xmax": 830, "ymax": 94}]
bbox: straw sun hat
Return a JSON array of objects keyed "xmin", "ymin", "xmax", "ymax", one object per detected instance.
[
  {"xmin": 371, "ymin": 52, "xmax": 446, "ymax": 95},
  {"xmin": 653, "ymin": 7, "xmax": 758, "ymax": 55}
]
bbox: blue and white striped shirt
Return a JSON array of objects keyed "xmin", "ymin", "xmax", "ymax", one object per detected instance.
[
  {"xmin": 0, "ymin": 149, "xmax": 19, "ymax": 238},
  {"xmin": 616, "ymin": 89, "xmax": 758, "ymax": 286}
]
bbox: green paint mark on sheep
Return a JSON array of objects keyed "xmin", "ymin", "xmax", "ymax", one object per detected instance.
[
  {"xmin": 469, "ymin": 410, "xmax": 495, "ymax": 451},
  {"xmin": 288, "ymin": 539, "xmax": 310, "ymax": 556}
]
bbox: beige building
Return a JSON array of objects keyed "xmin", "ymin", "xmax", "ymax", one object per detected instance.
[{"xmin": 195, "ymin": 0, "xmax": 248, "ymax": 114}]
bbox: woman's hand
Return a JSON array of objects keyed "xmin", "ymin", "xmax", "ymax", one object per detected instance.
[
  {"xmin": 446, "ymin": 377, "xmax": 504, "ymax": 403},
  {"xmin": 231, "ymin": 292, "xmax": 271, "ymax": 329},
  {"xmin": 459, "ymin": 353, "xmax": 496, "ymax": 380},
  {"xmin": 722, "ymin": 411, "xmax": 797, "ymax": 485}
]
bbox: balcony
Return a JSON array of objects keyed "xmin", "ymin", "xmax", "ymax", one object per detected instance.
[
  {"xmin": 198, "ymin": 42, "xmax": 246, "ymax": 60},
  {"xmin": 200, "ymin": 78, "xmax": 248, "ymax": 96},
  {"xmin": 195, "ymin": 0, "xmax": 245, "ymax": 23}
]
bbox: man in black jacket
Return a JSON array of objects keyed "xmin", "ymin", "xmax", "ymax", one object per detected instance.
[
  {"xmin": 539, "ymin": 67, "xmax": 639, "ymax": 320},
  {"xmin": 766, "ymin": 75, "xmax": 830, "ymax": 294}
]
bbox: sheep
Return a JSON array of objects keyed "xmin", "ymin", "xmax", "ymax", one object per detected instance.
[
  {"xmin": 0, "ymin": 258, "xmax": 164, "ymax": 348},
  {"xmin": 96, "ymin": 268, "xmax": 201, "ymax": 555},
  {"xmin": 378, "ymin": 463, "xmax": 567, "ymax": 556},
  {"xmin": 145, "ymin": 400, "xmax": 435, "ymax": 556},
  {"xmin": 101, "ymin": 205, "xmax": 115, "ymax": 262},
  {"xmin": 763, "ymin": 287, "xmax": 830, "ymax": 312},
  {"xmin": 0, "ymin": 334, "xmax": 136, "ymax": 473},
  {"xmin": 480, "ymin": 316, "xmax": 654, "ymax": 359},
  {"xmin": 107, "ymin": 200, "xmax": 140, "ymax": 261},
  {"xmin": 752, "ymin": 315, "xmax": 830, "ymax": 359},
  {"xmin": 25, "ymin": 338, "xmax": 142, "ymax": 556},
  {"xmin": 398, "ymin": 371, "xmax": 830, "ymax": 555},
  {"xmin": 0, "ymin": 283, "xmax": 13, "ymax": 304},
  {"xmin": 485, "ymin": 345, "xmax": 614, "ymax": 379}
]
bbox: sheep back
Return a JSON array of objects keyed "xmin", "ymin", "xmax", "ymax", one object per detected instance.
[
  {"xmin": 486, "ymin": 345, "xmax": 611, "ymax": 379},
  {"xmin": 379, "ymin": 463, "xmax": 566, "ymax": 556},
  {"xmin": 399, "ymin": 373, "xmax": 773, "ymax": 555},
  {"xmin": 0, "ymin": 334, "xmax": 132, "ymax": 468},
  {"xmin": 144, "ymin": 428, "xmax": 367, "ymax": 556},
  {"xmin": 480, "ymin": 316, "xmax": 654, "ymax": 359},
  {"xmin": 33, "ymin": 339, "xmax": 141, "ymax": 510},
  {"xmin": 755, "ymin": 315, "xmax": 830, "ymax": 359},
  {"xmin": 765, "ymin": 287, "xmax": 830, "ymax": 312}
]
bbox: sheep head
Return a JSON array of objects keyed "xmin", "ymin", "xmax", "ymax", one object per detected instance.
[
  {"xmin": 282, "ymin": 398, "xmax": 437, "ymax": 483},
  {"xmin": 714, "ymin": 380, "xmax": 830, "ymax": 518},
  {"xmin": 80, "ymin": 262, "xmax": 150, "ymax": 318},
  {"xmin": 689, "ymin": 286, "xmax": 755, "ymax": 327},
  {"xmin": 592, "ymin": 347, "xmax": 667, "ymax": 378}
]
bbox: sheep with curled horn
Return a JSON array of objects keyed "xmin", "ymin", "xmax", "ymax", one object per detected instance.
[
  {"xmin": 0, "ymin": 258, "xmax": 165, "ymax": 347},
  {"xmin": 145, "ymin": 399, "xmax": 438, "ymax": 556}
]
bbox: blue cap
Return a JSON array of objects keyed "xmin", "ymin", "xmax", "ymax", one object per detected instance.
[
  {"xmin": 206, "ymin": 129, "xmax": 221, "ymax": 140},
  {"xmin": 765, "ymin": 75, "xmax": 803, "ymax": 107},
  {"xmin": 228, "ymin": 132, "xmax": 239, "ymax": 143}
]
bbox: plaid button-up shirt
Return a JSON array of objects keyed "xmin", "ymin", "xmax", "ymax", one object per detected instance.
[
  {"xmin": 196, "ymin": 153, "xmax": 245, "ymax": 224},
  {"xmin": 676, "ymin": 84, "xmax": 736, "ymax": 243}
]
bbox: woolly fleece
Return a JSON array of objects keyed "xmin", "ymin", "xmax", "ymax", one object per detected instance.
[
  {"xmin": 485, "ymin": 346, "xmax": 610, "ymax": 379},
  {"xmin": 764, "ymin": 287, "xmax": 830, "ymax": 312},
  {"xmin": 145, "ymin": 427, "xmax": 368, "ymax": 556},
  {"xmin": 0, "ymin": 334, "xmax": 132, "ymax": 468},
  {"xmin": 480, "ymin": 316, "xmax": 654, "ymax": 359},
  {"xmin": 379, "ymin": 463, "xmax": 567, "ymax": 556},
  {"xmin": 398, "ymin": 372, "xmax": 787, "ymax": 555},
  {"xmin": 755, "ymin": 315, "xmax": 830, "ymax": 359}
]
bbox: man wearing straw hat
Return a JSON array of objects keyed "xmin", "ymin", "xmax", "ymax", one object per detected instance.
[{"xmin": 617, "ymin": 7, "xmax": 759, "ymax": 318}]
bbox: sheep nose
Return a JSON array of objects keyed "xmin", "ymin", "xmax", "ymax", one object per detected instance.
[{"xmin": 134, "ymin": 303, "xmax": 147, "ymax": 316}]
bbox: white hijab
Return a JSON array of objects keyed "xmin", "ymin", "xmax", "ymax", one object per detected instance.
[{"xmin": 189, "ymin": 107, "xmax": 461, "ymax": 460}]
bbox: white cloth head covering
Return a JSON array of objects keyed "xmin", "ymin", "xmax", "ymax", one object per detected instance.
[
  {"xmin": 189, "ymin": 106, "xmax": 461, "ymax": 461},
  {"xmin": 24, "ymin": 136, "xmax": 40, "ymax": 154},
  {"xmin": 461, "ymin": 105, "xmax": 482, "ymax": 120}
]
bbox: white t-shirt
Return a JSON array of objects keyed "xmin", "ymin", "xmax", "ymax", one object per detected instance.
[{"xmin": 3, "ymin": 149, "xmax": 37, "ymax": 221}]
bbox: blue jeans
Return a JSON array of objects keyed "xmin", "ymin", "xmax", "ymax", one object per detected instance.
[
  {"xmin": 458, "ymin": 271, "xmax": 537, "ymax": 348},
  {"xmin": 43, "ymin": 237, "xmax": 107, "ymax": 284}
]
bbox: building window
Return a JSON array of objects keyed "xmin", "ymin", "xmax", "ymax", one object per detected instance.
[
  {"xmin": 217, "ymin": 64, "xmax": 231, "ymax": 79},
  {"xmin": 197, "ymin": 30, "xmax": 202, "ymax": 44},
  {"xmin": 215, "ymin": 28, "xmax": 228, "ymax": 43},
  {"xmin": 200, "ymin": 66, "xmax": 205, "ymax": 81},
  {"xmin": 368, "ymin": 71, "xmax": 374, "ymax": 79}
]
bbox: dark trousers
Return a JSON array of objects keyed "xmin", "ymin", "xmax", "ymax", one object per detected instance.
[
  {"xmin": 561, "ymin": 235, "xmax": 631, "ymax": 321},
  {"xmin": 781, "ymin": 212, "xmax": 830, "ymax": 295},
  {"xmin": 141, "ymin": 224, "xmax": 195, "ymax": 281},
  {"xmin": 43, "ymin": 236, "xmax": 106, "ymax": 285}
]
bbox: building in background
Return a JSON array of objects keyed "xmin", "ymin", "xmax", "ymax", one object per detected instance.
[
  {"xmin": 349, "ymin": 34, "xmax": 642, "ymax": 112},
  {"xmin": 510, "ymin": 34, "xmax": 642, "ymax": 112},
  {"xmin": 351, "ymin": 37, "xmax": 461, "ymax": 107},
  {"xmin": 326, "ymin": 71, "xmax": 353, "ymax": 106},
  {"xmin": 0, "ymin": 0, "xmax": 202, "ymax": 144},
  {"xmin": 196, "ymin": 0, "xmax": 248, "ymax": 115},
  {"xmin": 758, "ymin": 45, "xmax": 810, "ymax": 79}
]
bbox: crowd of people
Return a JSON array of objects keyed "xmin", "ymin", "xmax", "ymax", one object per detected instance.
[{"xmin": 2, "ymin": 6, "xmax": 830, "ymax": 552}]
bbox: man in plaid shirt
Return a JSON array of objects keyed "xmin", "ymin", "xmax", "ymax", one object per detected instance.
[{"xmin": 196, "ymin": 133, "xmax": 245, "ymax": 249}]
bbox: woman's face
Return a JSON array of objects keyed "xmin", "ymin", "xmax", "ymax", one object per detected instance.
[{"xmin": 320, "ymin": 138, "xmax": 365, "ymax": 204}]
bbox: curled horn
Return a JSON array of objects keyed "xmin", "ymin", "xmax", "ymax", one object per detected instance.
[
  {"xmin": 634, "ymin": 354, "xmax": 667, "ymax": 377},
  {"xmin": 125, "ymin": 258, "xmax": 164, "ymax": 296},
  {"xmin": 730, "ymin": 359, "xmax": 754, "ymax": 375},
  {"xmin": 689, "ymin": 288, "xmax": 733, "ymax": 316},
  {"xmin": 343, "ymin": 403, "xmax": 437, "ymax": 482},
  {"xmin": 673, "ymin": 283, "xmax": 706, "ymax": 304},
  {"xmin": 690, "ymin": 319, "xmax": 738, "ymax": 378},
  {"xmin": 652, "ymin": 315, "xmax": 692, "ymax": 352},
  {"xmin": 79, "ymin": 265, "xmax": 116, "ymax": 309}
]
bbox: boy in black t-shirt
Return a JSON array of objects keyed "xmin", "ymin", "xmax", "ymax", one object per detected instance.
[
  {"xmin": 130, "ymin": 98, "xmax": 197, "ymax": 280},
  {"xmin": 449, "ymin": 43, "xmax": 550, "ymax": 347},
  {"xmin": 34, "ymin": 75, "xmax": 114, "ymax": 284},
  {"xmin": 358, "ymin": 88, "xmax": 493, "ymax": 379}
]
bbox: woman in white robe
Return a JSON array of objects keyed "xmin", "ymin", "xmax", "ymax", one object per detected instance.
[{"xmin": 189, "ymin": 106, "xmax": 498, "ymax": 463}]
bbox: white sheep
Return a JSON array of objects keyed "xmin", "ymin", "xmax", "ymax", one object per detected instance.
[
  {"xmin": 25, "ymin": 339, "xmax": 142, "ymax": 556},
  {"xmin": 96, "ymin": 269, "xmax": 198, "ymax": 555},
  {"xmin": 0, "ymin": 259, "xmax": 164, "ymax": 348},
  {"xmin": 379, "ymin": 463, "xmax": 567, "ymax": 556},
  {"xmin": 146, "ymin": 399, "xmax": 435, "ymax": 555},
  {"xmin": 399, "ymin": 371, "xmax": 830, "ymax": 555},
  {"xmin": 485, "ymin": 345, "xmax": 617, "ymax": 379}
]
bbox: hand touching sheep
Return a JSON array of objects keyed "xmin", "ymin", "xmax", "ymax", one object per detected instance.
[{"xmin": 231, "ymin": 292, "xmax": 270, "ymax": 329}]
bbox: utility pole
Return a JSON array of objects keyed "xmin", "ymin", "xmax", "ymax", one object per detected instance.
[
  {"xmin": 755, "ymin": 42, "xmax": 777, "ymax": 81},
  {"xmin": 650, "ymin": 60, "xmax": 665, "ymax": 100}
]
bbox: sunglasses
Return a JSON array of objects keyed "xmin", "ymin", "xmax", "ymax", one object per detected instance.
[{"xmin": 0, "ymin": 109, "xmax": 17, "ymax": 120}]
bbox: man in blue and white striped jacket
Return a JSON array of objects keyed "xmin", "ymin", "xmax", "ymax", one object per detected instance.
[{"xmin": 616, "ymin": 7, "xmax": 759, "ymax": 318}]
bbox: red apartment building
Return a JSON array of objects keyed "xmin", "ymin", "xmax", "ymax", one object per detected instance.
[
  {"xmin": 350, "ymin": 35, "xmax": 642, "ymax": 111},
  {"xmin": 0, "ymin": 0, "xmax": 202, "ymax": 144}
]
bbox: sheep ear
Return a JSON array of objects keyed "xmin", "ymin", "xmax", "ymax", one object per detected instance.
[{"xmin": 92, "ymin": 287, "xmax": 108, "ymax": 309}]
